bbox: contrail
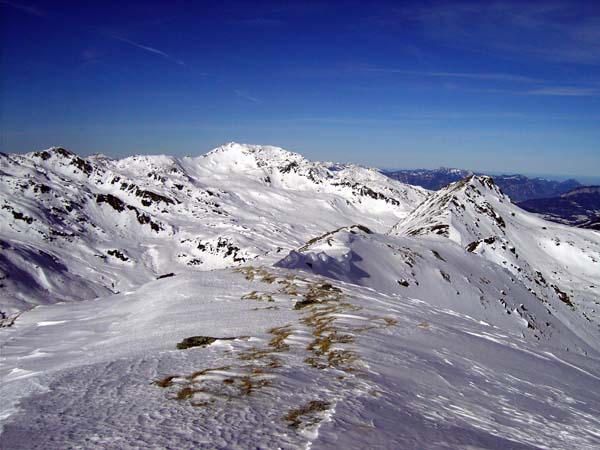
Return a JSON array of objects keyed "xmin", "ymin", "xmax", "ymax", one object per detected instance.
[{"xmin": 108, "ymin": 33, "xmax": 186, "ymax": 67}]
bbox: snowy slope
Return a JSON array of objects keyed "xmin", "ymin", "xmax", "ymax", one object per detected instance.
[
  {"xmin": 276, "ymin": 225, "xmax": 597, "ymax": 355},
  {"xmin": 0, "ymin": 143, "xmax": 427, "ymax": 315},
  {"xmin": 1, "ymin": 267, "xmax": 599, "ymax": 449},
  {"xmin": 390, "ymin": 175, "xmax": 600, "ymax": 345},
  {"xmin": 2, "ymin": 146, "xmax": 600, "ymax": 449}
]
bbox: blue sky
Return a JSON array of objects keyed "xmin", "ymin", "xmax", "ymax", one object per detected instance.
[{"xmin": 1, "ymin": 0, "xmax": 600, "ymax": 177}]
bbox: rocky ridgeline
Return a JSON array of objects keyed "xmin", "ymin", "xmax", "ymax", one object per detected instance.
[
  {"xmin": 0, "ymin": 143, "xmax": 427, "ymax": 314},
  {"xmin": 390, "ymin": 175, "xmax": 600, "ymax": 343}
]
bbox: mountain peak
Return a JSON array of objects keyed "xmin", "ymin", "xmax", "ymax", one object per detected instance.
[
  {"xmin": 199, "ymin": 142, "xmax": 310, "ymax": 174},
  {"xmin": 390, "ymin": 174, "xmax": 508, "ymax": 242},
  {"xmin": 48, "ymin": 146, "xmax": 73, "ymax": 155},
  {"xmin": 467, "ymin": 174, "xmax": 503, "ymax": 192},
  {"xmin": 205, "ymin": 142, "xmax": 299, "ymax": 159},
  {"xmin": 29, "ymin": 146, "xmax": 75, "ymax": 160}
]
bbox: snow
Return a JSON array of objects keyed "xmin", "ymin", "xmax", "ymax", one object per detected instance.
[
  {"xmin": 276, "ymin": 226, "xmax": 596, "ymax": 354},
  {"xmin": 390, "ymin": 175, "xmax": 600, "ymax": 349},
  {"xmin": 0, "ymin": 143, "xmax": 427, "ymax": 315},
  {"xmin": 2, "ymin": 267, "xmax": 599, "ymax": 449},
  {"xmin": 1, "ymin": 144, "xmax": 600, "ymax": 449}
]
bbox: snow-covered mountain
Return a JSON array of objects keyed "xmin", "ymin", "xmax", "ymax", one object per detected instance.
[
  {"xmin": 1, "ymin": 144, "xmax": 600, "ymax": 449},
  {"xmin": 0, "ymin": 143, "xmax": 427, "ymax": 315},
  {"xmin": 276, "ymin": 225, "xmax": 594, "ymax": 354},
  {"xmin": 390, "ymin": 175, "xmax": 600, "ymax": 348}
]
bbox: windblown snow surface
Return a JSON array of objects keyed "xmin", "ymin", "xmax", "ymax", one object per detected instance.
[{"xmin": 1, "ymin": 144, "xmax": 599, "ymax": 449}]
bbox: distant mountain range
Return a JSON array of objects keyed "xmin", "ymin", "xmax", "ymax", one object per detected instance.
[
  {"xmin": 383, "ymin": 167, "xmax": 600, "ymax": 229},
  {"xmin": 383, "ymin": 168, "xmax": 581, "ymax": 202},
  {"xmin": 518, "ymin": 186, "xmax": 600, "ymax": 230}
]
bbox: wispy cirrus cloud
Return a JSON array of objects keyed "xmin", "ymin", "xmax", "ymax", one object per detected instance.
[
  {"xmin": 526, "ymin": 86, "xmax": 600, "ymax": 97},
  {"xmin": 0, "ymin": 0, "xmax": 44, "ymax": 16},
  {"xmin": 452, "ymin": 85, "xmax": 600, "ymax": 97},
  {"xmin": 287, "ymin": 63, "xmax": 547, "ymax": 84},
  {"xmin": 0, "ymin": 1, "xmax": 186, "ymax": 68},
  {"xmin": 360, "ymin": 67, "xmax": 545, "ymax": 83},
  {"xmin": 106, "ymin": 33, "xmax": 186, "ymax": 67},
  {"xmin": 391, "ymin": 1, "xmax": 600, "ymax": 65},
  {"xmin": 434, "ymin": 82, "xmax": 600, "ymax": 97},
  {"xmin": 234, "ymin": 90, "xmax": 262, "ymax": 104},
  {"xmin": 377, "ymin": 67, "xmax": 600, "ymax": 97},
  {"xmin": 288, "ymin": 61, "xmax": 600, "ymax": 97}
]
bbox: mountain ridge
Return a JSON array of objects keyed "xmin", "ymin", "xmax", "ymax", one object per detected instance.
[
  {"xmin": 389, "ymin": 175, "xmax": 600, "ymax": 350},
  {"xmin": 2, "ymin": 143, "xmax": 600, "ymax": 449},
  {"xmin": 0, "ymin": 143, "xmax": 427, "ymax": 315}
]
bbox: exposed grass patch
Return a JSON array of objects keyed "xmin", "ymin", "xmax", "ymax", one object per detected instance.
[
  {"xmin": 155, "ymin": 375, "xmax": 177, "ymax": 388},
  {"xmin": 238, "ymin": 347, "xmax": 274, "ymax": 361},
  {"xmin": 268, "ymin": 325, "xmax": 293, "ymax": 351},
  {"xmin": 235, "ymin": 266, "xmax": 278, "ymax": 283},
  {"xmin": 188, "ymin": 366, "xmax": 231, "ymax": 380},
  {"xmin": 176, "ymin": 387, "xmax": 197, "ymax": 400},
  {"xmin": 301, "ymin": 307, "xmax": 337, "ymax": 333},
  {"xmin": 266, "ymin": 356, "xmax": 283, "ymax": 369},
  {"xmin": 304, "ymin": 357, "xmax": 328, "ymax": 370},
  {"xmin": 239, "ymin": 376, "xmax": 270, "ymax": 396},
  {"xmin": 327, "ymin": 349, "xmax": 357, "ymax": 368},
  {"xmin": 294, "ymin": 298, "xmax": 319, "ymax": 310},
  {"xmin": 284, "ymin": 401, "xmax": 331, "ymax": 428},
  {"xmin": 294, "ymin": 281, "xmax": 344, "ymax": 309},
  {"xmin": 307, "ymin": 332, "xmax": 354, "ymax": 356},
  {"xmin": 158, "ymin": 273, "xmax": 373, "ymax": 412},
  {"xmin": 235, "ymin": 266, "xmax": 257, "ymax": 281},
  {"xmin": 156, "ymin": 365, "xmax": 233, "ymax": 388},
  {"xmin": 241, "ymin": 291, "xmax": 274, "ymax": 302},
  {"xmin": 278, "ymin": 281, "xmax": 300, "ymax": 296},
  {"xmin": 260, "ymin": 271, "xmax": 277, "ymax": 283},
  {"xmin": 177, "ymin": 336, "xmax": 216, "ymax": 349}
]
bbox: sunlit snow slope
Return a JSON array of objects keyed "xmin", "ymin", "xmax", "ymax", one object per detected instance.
[
  {"xmin": 2, "ymin": 267, "xmax": 599, "ymax": 449},
  {"xmin": 1, "ymin": 145, "xmax": 599, "ymax": 449},
  {"xmin": 0, "ymin": 143, "xmax": 427, "ymax": 315},
  {"xmin": 390, "ymin": 175, "xmax": 600, "ymax": 348}
]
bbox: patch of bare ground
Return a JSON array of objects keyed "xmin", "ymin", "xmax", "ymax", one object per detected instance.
[
  {"xmin": 154, "ymin": 266, "xmax": 396, "ymax": 432},
  {"xmin": 284, "ymin": 400, "xmax": 332, "ymax": 429}
]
